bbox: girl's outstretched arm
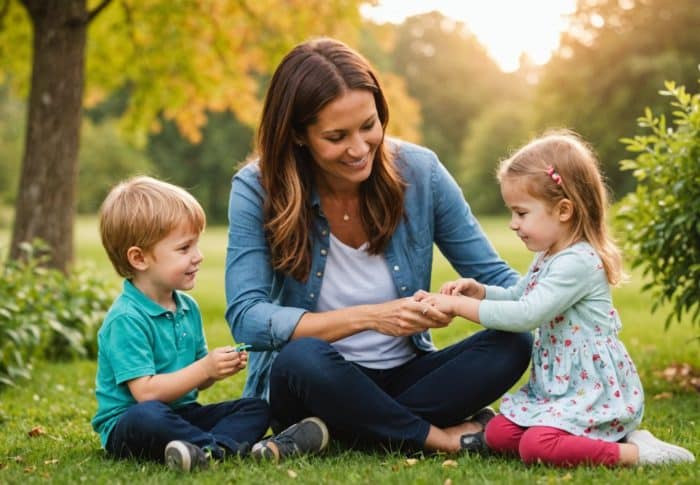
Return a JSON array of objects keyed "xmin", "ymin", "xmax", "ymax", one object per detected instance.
[{"xmin": 414, "ymin": 290, "xmax": 481, "ymax": 323}]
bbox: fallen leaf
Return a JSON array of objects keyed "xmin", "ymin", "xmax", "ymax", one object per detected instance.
[
  {"xmin": 655, "ymin": 362, "xmax": 700, "ymax": 393},
  {"xmin": 28, "ymin": 426, "xmax": 45, "ymax": 437},
  {"xmin": 14, "ymin": 456, "xmax": 23, "ymax": 462},
  {"xmin": 24, "ymin": 466, "xmax": 36, "ymax": 473},
  {"xmin": 653, "ymin": 392, "xmax": 673, "ymax": 400},
  {"xmin": 405, "ymin": 458, "xmax": 418, "ymax": 466},
  {"xmin": 287, "ymin": 469, "xmax": 297, "ymax": 479},
  {"xmin": 444, "ymin": 479, "xmax": 453, "ymax": 485},
  {"xmin": 44, "ymin": 459, "xmax": 59, "ymax": 465},
  {"xmin": 441, "ymin": 459, "xmax": 458, "ymax": 468}
]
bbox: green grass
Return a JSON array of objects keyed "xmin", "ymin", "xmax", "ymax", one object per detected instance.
[{"xmin": 1, "ymin": 216, "xmax": 698, "ymax": 484}]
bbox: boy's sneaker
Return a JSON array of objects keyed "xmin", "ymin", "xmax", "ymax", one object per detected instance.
[
  {"xmin": 165, "ymin": 440, "xmax": 211, "ymax": 472},
  {"xmin": 251, "ymin": 417, "xmax": 329, "ymax": 462},
  {"xmin": 625, "ymin": 429, "xmax": 695, "ymax": 465}
]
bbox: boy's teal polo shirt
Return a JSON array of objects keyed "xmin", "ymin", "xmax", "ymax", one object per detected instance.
[{"xmin": 91, "ymin": 280, "xmax": 208, "ymax": 447}]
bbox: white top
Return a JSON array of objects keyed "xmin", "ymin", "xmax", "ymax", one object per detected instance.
[{"xmin": 317, "ymin": 234, "xmax": 416, "ymax": 369}]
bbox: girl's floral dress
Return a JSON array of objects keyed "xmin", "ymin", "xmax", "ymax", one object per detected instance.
[{"xmin": 478, "ymin": 242, "xmax": 644, "ymax": 441}]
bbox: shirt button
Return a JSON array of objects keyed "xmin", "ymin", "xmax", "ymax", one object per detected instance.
[
  {"xmin": 401, "ymin": 286, "xmax": 407, "ymax": 291},
  {"xmin": 316, "ymin": 271, "xmax": 323, "ymax": 277},
  {"xmin": 309, "ymin": 293, "xmax": 315, "ymax": 299},
  {"xmin": 393, "ymin": 265, "xmax": 400, "ymax": 271},
  {"xmin": 321, "ymin": 230, "xmax": 328, "ymax": 236},
  {"xmin": 320, "ymin": 249, "xmax": 328, "ymax": 256}
]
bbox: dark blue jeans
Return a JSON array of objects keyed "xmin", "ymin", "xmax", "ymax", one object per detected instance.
[
  {"xmin": 106, "ymin": 398, "xmax": 270, "ymax": 462},
  {"xmin": 269, "ymin": 330, "xmax": 532, "ymax": 452}
]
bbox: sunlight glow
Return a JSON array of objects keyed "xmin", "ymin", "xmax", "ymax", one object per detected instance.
[{"xmin": 361, "ymin": 0, "xmax": 577, "ymax": 72}]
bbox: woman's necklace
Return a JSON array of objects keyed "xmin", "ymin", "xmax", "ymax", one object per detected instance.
[{"xmin": 319, "ymin": 188, "xmax": 355, "ymax": 223}]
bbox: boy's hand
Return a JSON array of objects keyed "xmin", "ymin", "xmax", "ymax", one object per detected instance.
[
  {"xmin": 440, "ymin": 278, "xmax": 485, "ymax": 299},
  {"xmin": 201, "ymin": 346, "xmax": 248, "ymax": 380}
]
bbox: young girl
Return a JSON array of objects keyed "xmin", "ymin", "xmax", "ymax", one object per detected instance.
[{"xmin": 415, "ymin": 131, "xmax": 695, "ymax": 467}]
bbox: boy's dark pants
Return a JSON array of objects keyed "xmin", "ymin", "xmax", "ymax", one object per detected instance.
[{"xmin": 106, "ymin": 398, "xmax": 270, "ymax": 461}]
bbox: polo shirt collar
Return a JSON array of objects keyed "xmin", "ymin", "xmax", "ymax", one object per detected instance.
[{"xmin": 122, "ymin": 279, "xmax": 190, "ymax": 316}]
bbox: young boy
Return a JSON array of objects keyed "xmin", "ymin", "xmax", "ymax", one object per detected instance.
[{"xmin": 91, "ymin": 176, "xmax": 329, "ymax": 472}]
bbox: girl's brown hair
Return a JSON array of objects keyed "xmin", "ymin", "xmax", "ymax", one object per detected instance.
[
  {"xmin": 257, "ymin": 37, "xmax": 405, "ymax": 281},
  {"xmin": 497, "ymin": 130, "xmax": 624, "ymax": 285}
]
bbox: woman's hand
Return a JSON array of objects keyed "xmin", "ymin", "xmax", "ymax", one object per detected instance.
[
  {"xmin": 371, "ymin": 297, "xmax": 453, "ymax": 337},
  {"xmin": 440, "ymin": 278, "xmax": 485, "ymax": 299}
]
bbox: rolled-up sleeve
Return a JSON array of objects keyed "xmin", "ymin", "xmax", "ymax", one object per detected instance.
[{"xmin": 224, "ymin": 165, "xmax": 306, "ymax": 350}]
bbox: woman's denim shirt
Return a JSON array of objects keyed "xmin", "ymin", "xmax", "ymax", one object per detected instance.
[{"xmin": 225, "ymin": 140, "xmax": 518, "ymax": 399}]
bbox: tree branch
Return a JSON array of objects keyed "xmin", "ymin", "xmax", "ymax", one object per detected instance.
[{"xmin": 87, "ymin": 0, "xmax": 112, "ymax": 24}]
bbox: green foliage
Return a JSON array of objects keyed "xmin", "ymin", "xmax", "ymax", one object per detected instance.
[
  {"xmin": 616, "ymin": 78, "xmax": 700, "ymax": 328},
  {"xmin": 0, "ymin": 241, "xmax": 116, "ymax": 388},
  {"xmin": 458, "ymin": 99, "xmax": 533, "ymax": 215},
  {"xmin": 147, "ymin": 111, "xmax": 253, "ymax": 224},
  {"xmin": 81, "ymin": 0, "xmax": 366, "ymax": 144},
  {"xmin": 77, "ymin": 117, "xmax": 153, "ymax": 213}
]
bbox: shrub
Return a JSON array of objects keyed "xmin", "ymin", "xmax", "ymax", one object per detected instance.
[
  {"xmin": 616, "ymin": 77, "xmax": 700, "ymax": 329},
  {"xmin": 0, "ymin": 241, "xmax": 116, "ymax": 387}
]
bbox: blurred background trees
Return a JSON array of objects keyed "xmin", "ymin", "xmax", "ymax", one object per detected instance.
[
  {"xmin": 0, "ymin": 0, "xmax": 368, "ymax": 270},
  {"xmin": 533, "ymin": 0, "xmax": 700, "ymax": 196},
  {"xmin": 0, "ymin": 0, "xmax": 699, "ymax": 264}
]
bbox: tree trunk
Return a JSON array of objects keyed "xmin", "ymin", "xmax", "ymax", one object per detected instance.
[{"xmin": 10, "ymin": 0, "xmax": 87, "ymax": 271}]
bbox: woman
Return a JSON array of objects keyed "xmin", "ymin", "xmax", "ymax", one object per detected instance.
[{"xmin": 225, "ymin": 37, "xmax": 532, "ymax": 454}]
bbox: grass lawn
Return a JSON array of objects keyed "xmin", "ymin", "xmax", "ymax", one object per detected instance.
[{"xmin": 1, "ymin": 215, "xmax": 698, "ymax": 484}]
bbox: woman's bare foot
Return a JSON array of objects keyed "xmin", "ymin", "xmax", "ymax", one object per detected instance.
[{"xmin": 423, "ymin": 419, "xmax": 484, "ymax": 453}]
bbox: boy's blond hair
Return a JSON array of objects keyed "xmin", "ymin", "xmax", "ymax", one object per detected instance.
[{"xmin": 99, "ymin": 176, "xmax": 206, "ymax": 278}]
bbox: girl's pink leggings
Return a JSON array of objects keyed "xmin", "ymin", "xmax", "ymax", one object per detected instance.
[{"xmin": 484, "ymin": 414, "xmax": 621, "ymax": 467}]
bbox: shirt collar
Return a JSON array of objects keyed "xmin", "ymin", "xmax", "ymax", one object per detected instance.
[{"xmin": 123, "ymin": 279, "xmax": 190, "ymax": 316}]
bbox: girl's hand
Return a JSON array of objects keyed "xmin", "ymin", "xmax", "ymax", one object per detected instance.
[
  {"xmin": 414, "ymin": 290, "xmax": 461, "ymax": 315},
  {"xmin": 201, "ymin": 347, "xmax": 247, "ymax": 380},
  {"xmin": 440, "ymin": 278, "xmax": 485, "ymax": 299},
  {"xmin": 371, "ymin": 297, "xmax": 452, "ymax": 337}
]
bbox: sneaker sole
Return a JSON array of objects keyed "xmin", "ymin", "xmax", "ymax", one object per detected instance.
[
  {"xmin": 251, "ymin": 441, "xmax": 277, "ymax": 461},
  {"xmin": 165, "ymin": 441, "xmax": 191, "ymax": 472}
]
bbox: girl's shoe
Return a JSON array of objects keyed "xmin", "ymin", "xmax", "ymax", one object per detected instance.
[
  {"xmin": 625, "ymin": 429, "xmax": 695, "ymax": 465},
  {"xmin": 460, "ymin": 407, "xmax": 496, "ymax": 454}
]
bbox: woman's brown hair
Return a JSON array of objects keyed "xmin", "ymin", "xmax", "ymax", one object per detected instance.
[{"xmin": 257, "ymin": 37, "xmax": 405, "ymax": 281}]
